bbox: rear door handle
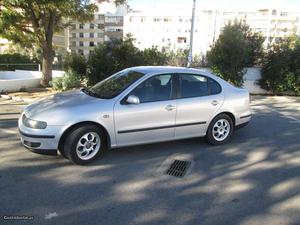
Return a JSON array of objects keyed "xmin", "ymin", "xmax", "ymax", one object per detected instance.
[
  {"xmin": 211, "ymin": 100, "xmax": 219, "ymax": 106},
  {"xmin": 165, "ymin": 105, "xmax": 176, "ymax": 111}
]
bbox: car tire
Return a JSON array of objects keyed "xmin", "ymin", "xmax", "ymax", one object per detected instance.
[
  {"xmin": 58, "ymin": 147, "xmax": 67, "ymax": 158},
  {"xmin": 206, "ymin": 114, "xmax": 234, "ymax": 145},
  {"xmin": 64, "ymin": 124, "xmax": 107, "ymax": 165}
]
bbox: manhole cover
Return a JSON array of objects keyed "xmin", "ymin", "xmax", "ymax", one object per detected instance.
[{"xmin": 165, "ymin": 160, "xmax": 191, "ymax": 178}]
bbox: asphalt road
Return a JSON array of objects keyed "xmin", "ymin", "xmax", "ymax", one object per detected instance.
[{"xmin": 0, "ymin": 96, "xmax": 300, "ymax": 225}]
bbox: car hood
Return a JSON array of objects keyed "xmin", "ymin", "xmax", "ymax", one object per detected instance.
[{"xmin": 24, "ymin": 90, "xmax": 107, "ymax": 124}]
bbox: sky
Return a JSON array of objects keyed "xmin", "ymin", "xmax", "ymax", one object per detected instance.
[{"xmin": 127, "ymin": 0, "xmax": 300, "ymax": 12}]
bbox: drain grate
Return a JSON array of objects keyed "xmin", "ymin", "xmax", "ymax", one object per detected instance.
[{"xmin": 165, "ymin": 160, "xmax": 191, "ymax": 178}]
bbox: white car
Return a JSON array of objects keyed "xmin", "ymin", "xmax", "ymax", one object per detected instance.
[{"xmin": 19, "ymin": 66, "xmax": 251, "ymax": 165}]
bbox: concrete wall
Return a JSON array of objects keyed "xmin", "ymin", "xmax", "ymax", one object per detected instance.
[
  {"xmin": 0, "ymin": 70, "xmax": 64, "ymax": 93},
  {"xmin": 243, "ymin": 68, "xmax": 268, "ymax": 94},
  {"xmin": 201, "ymin": 67, "xmax": 268, "ymax": 94},
  {"xmin": 0, "ymin": 68, "xmax": 267, "ymax": 94}
]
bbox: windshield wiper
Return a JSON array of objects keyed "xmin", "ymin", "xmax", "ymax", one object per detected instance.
[{"xmin": 81, "ymin": 88, "xmax": 101, "ymax": 98}]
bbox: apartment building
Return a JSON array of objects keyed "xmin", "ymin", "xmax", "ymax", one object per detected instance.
[
  {"xmin": 124, "ymin": 8, "xmax": 300, "ymax": 56},
  {"xmin": 68, "ymin": 1, "xmax": 127, "ymax": 56}
]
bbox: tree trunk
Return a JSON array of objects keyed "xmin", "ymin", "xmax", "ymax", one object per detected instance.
[{"xmin": 41, "ymin": 47, "xmax": 53, "ymax": 87}]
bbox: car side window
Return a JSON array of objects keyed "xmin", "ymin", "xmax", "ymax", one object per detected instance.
[
  {"xmin": 180, "ymin": 74, "xmax": 209, "ymax": 98},
  {"xmin": 209, "ymin": 78, "xmax": 222, "ymax": 95},
  {"xmin": 179, "ymin": 74, "xmax": 222, "ymax": 98},
  {"xmin": 130, "ymin": 75, "xmax": 173, "ymax": 103}
]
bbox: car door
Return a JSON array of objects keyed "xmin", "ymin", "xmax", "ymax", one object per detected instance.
[
  {"xmin": 175, "ymin": 74, "xmax": 224, "ymax": 138},
  {"xmin": 114, "ymin": 74, "xmax": 177, "ymax": 147}
]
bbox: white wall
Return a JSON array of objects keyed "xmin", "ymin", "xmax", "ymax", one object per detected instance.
[
  {"xmin": 0, "ymin": 70, "xmax": 64, "ymax": 92},
  {"xmin": 243, "ymin": 68, "xmax": 268, "ymax": 94},
  {"xmin": 0, "ymin": 68, "xmax": 267, "ymax": 94},
  {"xmin": 201, "ymin": 67, "xmax": 268, "ymax": 94}
]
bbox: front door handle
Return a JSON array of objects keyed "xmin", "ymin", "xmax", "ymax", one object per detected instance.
[
  {"xmin": 211, "ymin": 100, "xmax": 219, "ymax": 106},
  {"xmin": 165, "ymin": 105, "xmax": 176, "ymax": 111}
]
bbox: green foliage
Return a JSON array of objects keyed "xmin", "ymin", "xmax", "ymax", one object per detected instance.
[
  {"xmin": 0, "ymin": 53, "xmax": 38, "ymax": 71},
  {"xmin": 87, "ymin": 38, "xmax": 141, "ymax": 85},
  {"xmin": 167, "ymin": 50, "xmax": 188, "ymax": 67},
  {"xmin": 52, "ymin": 70, "xmax": 82, "ymax": 91},
  {"xmin": 141, "ymin": 47, "xmax": 169, "ymax": 66},
  {"xmin": 0, "ymin": 0, "xmax": 97, "ymax": 47},
  {"xmin": 0, "ymin": 0, "xmax": 102, "ymax": 85},
  {"xmin": 63, "ymin": 53, "xmax": 87, "ymax": 78},
  {"xmin": 260, "ymin": 36, "xmax": 300, "ymax": 96},
  {"xmin": 86, "ymin": 37, "xmax": 170, "ymax": 85},
  {"xmin": 207, "ymin": 21, "xmax": 264, "ymax": 87},
  {"xmin": 51, "ymin": 77, "xmax": 64, "ymax": 91}
]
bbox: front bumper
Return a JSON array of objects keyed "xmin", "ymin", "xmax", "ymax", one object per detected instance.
[{"xmin": 18, "ymin": 115, "xmax": 64, "ymax": 155}]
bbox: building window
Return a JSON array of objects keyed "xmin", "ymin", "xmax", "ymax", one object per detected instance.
[
  {"xmin": 89, "ymin": 41, "xmax": 94, "ymax": 47},
  {"xmin": 98, "ymin": 24, "xmax": 104, "ymax": 29},
  {"xmin": 78, "ymin": 49, "xmax": 83, "ymax": 55},
  {"xmin": 72, "ymin": 41, "xmax": 76, "ymax": 47},
  {"xmin": 79, "ymin": 41, "xmax": 83, "ymax": 47},
  {"xmin": 79, "ymin": 24, "xmax": 84, "ymax": 29},
  {"xmin": 90, "ymin": 33, "xmax": 94, "ymax": 38},
  {"xmin": 164, "ymin": 18, "xmax": 171, "ymax": 22},
  {"xmin": 153, "ymin": 17, "xmax": 162, "ymax": 22},
  {"xmin": 72, "ymin": 33, "xmax": 76, "ymax": 38},
  {"xmin": 79, "ymin": 33, "xmax": 84, "ymax": 38},
  {"xmin": 71, "ymin": 24, "xmax": 76, "ymax": 29},
  {"xmin": 141, "ymin": 17, "xmax": 146, "ymax": 22},
  {"xmin": 90, "ymin": 23, "xmax": 94, "ymax": 29},
  {"xmin": 177, "ymin": 37, "xmax": 187, "ymax": 43},
  {"xmin": 272, "ymin": 10, "xmax": 277, "ymax": 15},
  {"xmin": 98, "ymin": 33, "xmax": 103, "ymax": 38}
]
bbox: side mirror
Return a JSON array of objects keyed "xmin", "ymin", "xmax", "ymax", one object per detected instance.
[{"xmin": 126, "ymin": 95, "xmax": 140, "ymax": 104}]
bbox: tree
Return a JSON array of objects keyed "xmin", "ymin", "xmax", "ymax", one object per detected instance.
[
  {"xmin": 141, "ymin": 46, "xmax": 169, "ymax": 66},
  {"xmin": 87, "ymin": 37, "xmax": 143, "ymax": 85},
  {"xmin": 260, "ymin": 36, "xmax": 300, "ymax": 95},
  {"xmin": 0, "ymin": 0, "xmax": 123, "ymax": 86},
  {"xmin": 207, "ymin": 21, "xmax": 264, "ymax": 86}
]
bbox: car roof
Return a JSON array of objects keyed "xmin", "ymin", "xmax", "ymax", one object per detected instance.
[{"xmin": 130, "ymin": 66, "xmax": 211, "ymax": 76}]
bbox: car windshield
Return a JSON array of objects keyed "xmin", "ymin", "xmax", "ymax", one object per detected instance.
[{"xmin": 86, "ymin": 70, "xmax": 145, "ymax": 99}]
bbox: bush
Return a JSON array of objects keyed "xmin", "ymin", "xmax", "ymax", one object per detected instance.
[
  {"xmin": 260, "ymin": 36, "xmax": 300, "ymax": 96},
  {"xmin": 141, "ymin": 46, "xmax": 169, "ymax": 65},
  {"xmin": 0, "ymin": 53, "xmax": 39, "ymax": 71},
  {"xmin": 86, "ymin": 36, "xmax": 171, "ymax": 85},
  {"xmin": 52, "ymin": 70, "xmax": 82, "ymax": 91},
  {"xmin": 63, "ymin": 53, "xmax": 87, "ymax": 78},
  {"xmin": 207, "ymin": 21, "xmax": 264, "ymax": 87}
]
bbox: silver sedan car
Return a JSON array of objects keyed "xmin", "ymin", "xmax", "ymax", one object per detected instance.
[{"xmin": 19, "ymin": 66, "xmax": 251, "ymax": 165}]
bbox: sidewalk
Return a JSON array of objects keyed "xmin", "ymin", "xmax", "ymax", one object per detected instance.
[{"xmin": 0, "ymin": 88, "xmax": 59, "ymax": 103}]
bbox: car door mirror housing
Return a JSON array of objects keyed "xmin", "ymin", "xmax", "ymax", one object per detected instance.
[{"xmin": 126, "ymin": 95, "xmax": 140, "ymax": 104}]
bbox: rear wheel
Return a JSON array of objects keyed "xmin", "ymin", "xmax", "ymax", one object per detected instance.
[
  {"xmin": 206, "ymin": 114, "xmax": 233, "ymax": 145},
  {"xmin": 64, "ymin": 124, "xmax": 107, "ymax": 165}
]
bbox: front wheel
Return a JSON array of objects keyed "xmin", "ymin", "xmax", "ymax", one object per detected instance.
[
  {"xmin": 206, "ymin": 114, "xmax": 233, "ymax": 145},
  {"xmin": 64, "ymin": 125, "xmax": 107, "ymax": 165}
]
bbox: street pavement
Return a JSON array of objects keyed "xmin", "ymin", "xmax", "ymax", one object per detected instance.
[{"xmin": 0, "ymin": 96, "xmax": 300, "ymax": 225}]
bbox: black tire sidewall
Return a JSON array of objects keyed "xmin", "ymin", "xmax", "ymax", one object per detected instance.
[
  {"xmin": 207, "ymin": 114, "xmax": 234, "ymax": 145},
  {"xmin": 64, "ymin": 125, "xmax": 107, "ymax": 165}
]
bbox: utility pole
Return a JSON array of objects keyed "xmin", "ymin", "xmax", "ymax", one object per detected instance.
[{"xmin": 187, "ymin": 0, "xmax": 196, "ymax": 67}]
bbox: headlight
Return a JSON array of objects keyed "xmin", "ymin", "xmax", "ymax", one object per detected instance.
[{"xmin": 22, "ymin": 114, "xmax": 47, "ymax": 129}]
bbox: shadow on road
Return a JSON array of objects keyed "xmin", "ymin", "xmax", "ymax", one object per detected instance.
[{"xmin": 0, "ymin": 106, "xmax": 300, "ymax": 225}]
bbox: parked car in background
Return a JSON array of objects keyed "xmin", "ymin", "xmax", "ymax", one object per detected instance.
[{"xmin": 18, "ymin": 66, "xmax": 251, "ymax": 165}]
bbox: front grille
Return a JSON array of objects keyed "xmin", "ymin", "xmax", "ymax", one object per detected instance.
[{"xmin": 165, "ymin": 160, "xmax": 191, "ymax": 178}]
